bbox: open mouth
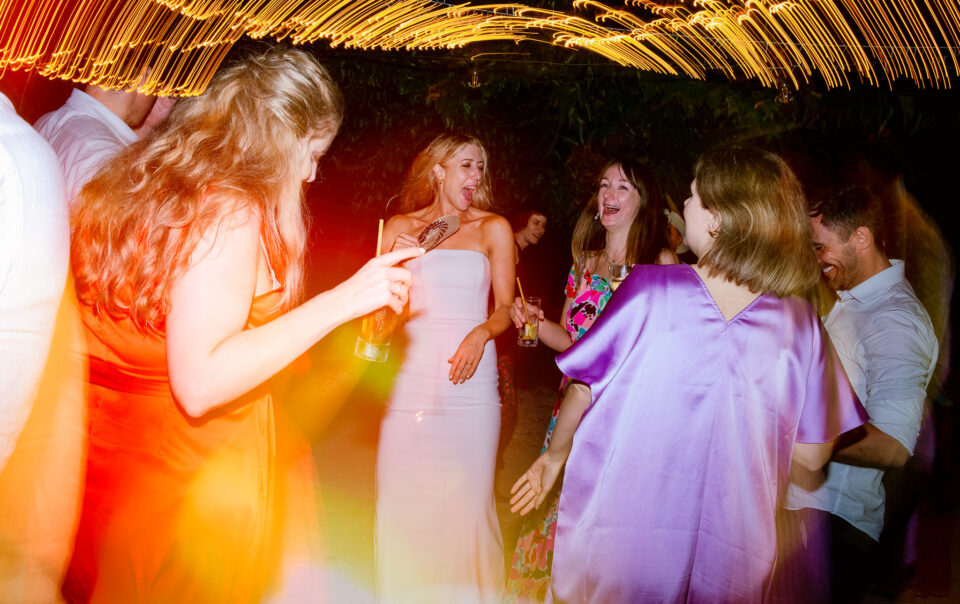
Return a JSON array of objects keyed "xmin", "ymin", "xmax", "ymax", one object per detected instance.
[
  {"xmin": 602, "ymin": 203, "xmax": 620, "ymax": 217},
  {"xmin": 462, "ymin": 186, "xmax": 476, "ymax": 203},
  {"xmin": 822, "ymin": 265, "xmax": 835, "ymax": 275}
]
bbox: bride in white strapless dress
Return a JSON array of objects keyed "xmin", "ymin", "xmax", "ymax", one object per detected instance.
[{"xmin": 377, "ymin": 135, "xmax": 516, "ymax": 603}]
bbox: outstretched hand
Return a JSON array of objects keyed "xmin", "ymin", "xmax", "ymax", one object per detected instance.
[
  {"xmin": 337, "ymin": 246, "xmax": 424, "ymax": 317},
  {"xmin": 509, "ymin": 451, "xmax": 565, "ymax": 516}
]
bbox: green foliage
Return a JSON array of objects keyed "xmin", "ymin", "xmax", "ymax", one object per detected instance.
[{"xmin": 227, "ymin": 37, "xmax": 958, "ymax": 234}]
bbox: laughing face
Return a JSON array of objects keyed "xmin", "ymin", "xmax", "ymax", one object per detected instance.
[
  {"xmin": 434, "ymin": 143, "xmax": 485, "ymax": 211},
  {"xmin": 520, "ymin": 213, "xmax": 547, "ymax": 245},
  {"xmin": 810, "ymin": 214, "xmax": 861, "ymax": 291},
  {"xmin": 597, "ymin": 163, "xmax": 642, "ymax": 232}
]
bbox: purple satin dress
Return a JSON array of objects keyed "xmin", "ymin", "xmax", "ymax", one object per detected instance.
[{"xmin": 551, "ymin": 264, "xmax": 867, "ymax": 603}]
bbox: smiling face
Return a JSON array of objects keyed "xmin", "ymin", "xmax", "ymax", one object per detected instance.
[
  {"xmin": 433, "ymin": 143, "xmax": 485, "ymax": 211},
  {"xmin": 299, "ymin": 130, "xmax": 336, "ymax": 183},
  {"xmin": 810, "ymin": 214, "xmax": 862, "ymax": 291},
  {"xmin": 682, "ymin": 180, "xmax": 719, "ymax": 258},
  {"xmin": 597, "ymin": 163, "xmax": 642, "ymax": 233},
  {"xmin": 520, "ymin": 213, "xmax": 547, "ymax": 245}
]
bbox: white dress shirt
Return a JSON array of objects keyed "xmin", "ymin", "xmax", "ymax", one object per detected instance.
[
  {"xmin": 786, "ymin": 260, "xmax": 938, "ymax": 540},
  {"xmin": 0, "ymin": 92, "xmax": 69, "ymax": 469},
  {"xmin": 34, "ymin": 88, "xmax": 136, "ymax": 204}
]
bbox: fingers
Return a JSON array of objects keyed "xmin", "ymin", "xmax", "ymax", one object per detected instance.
[
  {"xmin": 377, "ymin": 246, "xmax": 424, "ymax": 266},
  {"xmin": 447, "ymin": 354, "xmax": 476, "ymax": 384}
]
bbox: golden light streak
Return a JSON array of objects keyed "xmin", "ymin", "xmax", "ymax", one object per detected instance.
[{"xmin": 2, "ymin": 1, "xmax": 960, "ymax": 96}]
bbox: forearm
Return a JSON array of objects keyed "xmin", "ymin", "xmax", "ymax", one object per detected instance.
[
  {"xmin": 170, "ymin": 288, "xmax": 354, "ymax": 416},
  {"xmin": 831, "ymin": 422, "xmax": 910, "ymax": 468},
  {"xmin": 477, "ymin": 303, "xmax": 512, "ymax": 342},
  {"xmin": 544, "ymin": 381, "xmax": 592, "ymax": 461},
  {"xmin": 537, "ymin": 318, "xmax": 573, "ymax": 352}
]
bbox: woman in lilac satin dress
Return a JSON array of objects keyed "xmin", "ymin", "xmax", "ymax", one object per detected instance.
[{"xmin": 510, "ymin": 147, "xmax": 868, "ymax": 603}]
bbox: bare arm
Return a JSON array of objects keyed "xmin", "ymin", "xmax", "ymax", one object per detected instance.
[
  {"xmin": 792, "ymin": 440, "xmax": 835, "ymax": 472},
  {"xmin": 830, "ymin": 423, "xmax": 910, "ymax": 468},
  {"xmin": 448, "ymin": 216, "xmax": 516, "ymax": 383},
  {"xmin": 511, "ymin": 295, "xmax": 574, "ymax": 353},
  {"xmin": 510, "ymin": 381, "xmax": 592, "ymax": 514},
  {"xmin": 166, "ymin": 206, "xmax": 421, "ymax": 417}
]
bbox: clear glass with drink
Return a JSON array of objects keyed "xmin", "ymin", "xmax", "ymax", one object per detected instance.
[
  {"xmin": 355, "ymin": 307, "xmax": 399, "ymax": 362},
  {"xmin": 517, "ymin": 296, "xmax": 541, "ymax": 347},
  {"xmin": 609, "ymin": 264, "xmax": 632, "ymax": 291}
]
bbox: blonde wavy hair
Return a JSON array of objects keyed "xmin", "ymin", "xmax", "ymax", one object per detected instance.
[
  {"xmin": 694, "ymin": 147, "xmax": 819, "ymax": 297},
  {"xmin": 72, "ymin": 47, "xmax": 343, "ymax": 332},
  {"xmin": 398, "ymin": 134, "xmax": 492, "ymax": 213}
]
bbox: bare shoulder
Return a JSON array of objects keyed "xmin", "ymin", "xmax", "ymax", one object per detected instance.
[
  {"xmin": 475, "ymin": 210, "xmax": 512, "ymax": 235},
  {"xmin": 384, "ymin": 212, "xmax": 426, "ymax": 238},
  {"xmin": 657, "ymin": 248, "xmax": 680, "ymax": 265},
  {"xmin": 195, "ymin": 195, "xmax": 262, "ymax": 254}
]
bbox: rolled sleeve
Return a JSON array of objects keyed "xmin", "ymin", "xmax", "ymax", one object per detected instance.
[{"xmin": 859, "ymin": 309, "xmax": 937, "ymax": 454}]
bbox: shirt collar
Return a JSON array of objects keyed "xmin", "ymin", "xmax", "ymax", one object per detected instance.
[
  {"xmin": 837, "ymin": 259, "xmax": 905, "ymax": 303},
  {"xmin": 65, "ymin": 89, "xmax": 137, "ymax": 144}
]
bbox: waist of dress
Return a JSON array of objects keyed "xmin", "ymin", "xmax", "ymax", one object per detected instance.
[{"xmin": 89, "ymin": 355, "xmax": 171, "ymax": 395}]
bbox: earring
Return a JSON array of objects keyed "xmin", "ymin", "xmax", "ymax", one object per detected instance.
[{"xmin": 594, "ymin": 211, "xmax": 600, "ymax": 220}]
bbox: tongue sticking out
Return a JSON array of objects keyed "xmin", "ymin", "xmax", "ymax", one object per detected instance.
[{"xmin": 462, "ymin": 187, "xmax": 476, "ymax": 203}]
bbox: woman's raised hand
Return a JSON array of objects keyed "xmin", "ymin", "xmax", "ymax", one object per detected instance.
[
  {"xmin": 510, "ymin": 296, "xmax": 544, "ymax": 329},
  {"xmin": 336, "ymin": 246, "xmax": 424, "ymax": 317},
  {"xmin": 509, "ymin": 451, "xmax": 565, "ymax": 516}
]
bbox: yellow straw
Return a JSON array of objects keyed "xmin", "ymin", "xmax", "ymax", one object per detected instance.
[
  {"xmin": 516, "ymin": 277, "xmax": 529, "ymax": 325},
  {"xmin": 375, "ymin": 218, "xmax": 384, "ymax": 257}
]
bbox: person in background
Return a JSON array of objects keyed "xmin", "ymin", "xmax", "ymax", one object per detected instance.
[
  {"xmin": 62, "ymin": 47, "xmax": 420, "ymax": 603},
  {"xmin": 495, "ymin": 210, "xmax": 548, "ymax": 471},
  {"xmin": 510, "ymin": 147, "xmax": 867, "ymax": 602},
  {"xmin": 35, "ymin": 80, "xmax": 171, "ymax": 204},
  {"xmin": 504, "ymin": 157, "xmax": 676, "ymax": 603},
  {"xmin": 784, "ymin": 185, "xmax": 938, "ymax": 603},
  {"xmin": 512, "ymin": 210, "xmax": 547, "ymax": 254}
]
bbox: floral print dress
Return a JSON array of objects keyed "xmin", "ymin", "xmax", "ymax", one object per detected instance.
[{"xmin": 504, "ymin": 265, "xmax": 613, "ymax": 603}]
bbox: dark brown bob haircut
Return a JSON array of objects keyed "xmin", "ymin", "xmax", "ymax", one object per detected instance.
[{"xmin": 694, "ymin": 147, "xmax": 819, "ymax": 297}]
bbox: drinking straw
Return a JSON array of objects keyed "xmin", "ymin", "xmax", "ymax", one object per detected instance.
[
  {"xmin": 516, "ymin": 277, "xmax": 530, "ymax": 325},
  {"xmin": 376, "ymin": 218, "xmax": 384, "ymax": 257}
]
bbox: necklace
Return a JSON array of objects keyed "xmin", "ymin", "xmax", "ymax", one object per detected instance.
[{"xmin": 603, "ymin": 248, "xmax": 626, "ymax": 267}]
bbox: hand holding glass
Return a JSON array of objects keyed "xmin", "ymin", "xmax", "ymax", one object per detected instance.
[
  {"xmin": 517, "ymin": 296, "xmax": 541, "ymax": 347},
  {"xmin": 355, "ymin": 307, "xmax": 399, "ymax": 362},
  {"xmin": 609, "ymin": 264, "xmax": 632, "ymax": 291}
]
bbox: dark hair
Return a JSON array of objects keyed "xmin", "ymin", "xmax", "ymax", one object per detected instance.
[
  {"xmin": 695, "ymin": 146, "xmax": 819, "ymax": 297},
  {"xmin": 570, "ymin": 157, "xmax": 669, "ymax": 282},
  {"xmin": 509, "ymin": 210, "xmax": 546, "ymax": 233},
  {"xmin": 810, "ymin": 186, "xmax": 885, "ymax": 247}
]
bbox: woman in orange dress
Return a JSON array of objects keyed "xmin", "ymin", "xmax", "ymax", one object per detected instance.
[{"xmin": 62, "ymin": 48, "xmax": 422, "ymax": 603}]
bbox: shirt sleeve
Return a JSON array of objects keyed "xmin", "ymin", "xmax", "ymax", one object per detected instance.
[
  {"xmin": 796, "ymin": 319, "xmax": 869, "ymax": 443},
  {"xmin": 859, "ymin": 308, "xmax": 937, "ymax": 453}
]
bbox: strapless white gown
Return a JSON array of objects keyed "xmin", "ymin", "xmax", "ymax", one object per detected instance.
[{"xmin": 375, "ymin": 249, "xmax": 504, "ymax": 603}]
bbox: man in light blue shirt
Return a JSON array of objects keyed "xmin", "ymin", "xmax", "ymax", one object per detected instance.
[{"xmin": 785, "ymin": 186, "xmax": 938, "ymax": 602}]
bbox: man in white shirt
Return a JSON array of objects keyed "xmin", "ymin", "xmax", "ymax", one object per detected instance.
[
  {"xmin": 786, "ymin": 185, "xmax": 938, "ymax": 602},
  {"xmin": 35, "ymin": 84, "xmax": 164, "ymax": 204},
  {"xmin": 0, "ymin": 88, "xmax": 82, "ymax": 602}
]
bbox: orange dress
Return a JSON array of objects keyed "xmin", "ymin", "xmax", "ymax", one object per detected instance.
[{"xmin": 62, "ymin": 291, "xmax": 323, "ymax": 603}]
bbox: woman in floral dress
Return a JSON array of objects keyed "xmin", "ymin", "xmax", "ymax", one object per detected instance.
[{"xmin": 504, "ymin": 158, "xmax": 677, "ymax": 602}]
